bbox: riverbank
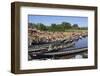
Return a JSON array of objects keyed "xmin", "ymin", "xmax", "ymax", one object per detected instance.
[{"xmin": 28, "ymin": 28, "xmax": 88, "ymax": 46}]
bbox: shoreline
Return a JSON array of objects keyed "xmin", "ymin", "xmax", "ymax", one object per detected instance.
[{"xmin": 28, "ymin": 28, "xmax": 88, "ymax": 46}]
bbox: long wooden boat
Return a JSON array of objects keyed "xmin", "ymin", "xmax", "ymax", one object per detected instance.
[{"xmin": 28, "ymin": 47, "xmax": 88, "ymax": 60}]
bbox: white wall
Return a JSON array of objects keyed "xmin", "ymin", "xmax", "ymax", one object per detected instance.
[{"xmin": 0, "ymin": 0, "xmax": 100, "ymax": 76}]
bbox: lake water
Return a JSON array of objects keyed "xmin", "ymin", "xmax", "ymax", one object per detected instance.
[
  {"xmin": 74, "ymin": 37, "xmax": 88, "ymax": 48},
  {"xmin": 62, "ymin": 37, "xmax": 88, "ymax": 51}
]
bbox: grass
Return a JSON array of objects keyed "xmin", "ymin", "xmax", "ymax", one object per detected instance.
[{"xmin": 65, "ymin": 29, "xmax": 88, "ymax": 32}]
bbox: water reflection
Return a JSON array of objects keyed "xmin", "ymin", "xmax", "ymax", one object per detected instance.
[{"xmin": 74, "ymin": 37, "xmax": 88, "ymax": 48}]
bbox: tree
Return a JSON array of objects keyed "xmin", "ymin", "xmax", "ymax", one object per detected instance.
[
  {"xmin": 28, "ymin": 23, "xmax": 38, "ymax": 29},
  {"xmin": 61, "ymin": 22, "xmax": 72, "ymax": 30},
  {"xmin": 28, "ymin": 23, "xmax": 33, "ymax": 28},
  {"xmin": 72, "ymin": 24, "xmax": 79, "ymax": 28},
  {"xmin": 51, "ymin": 24, "xmax": 57, "ymax": 27},
  {"xmin": 37, "ymin": 23, "xmax": 47, "ymax": 31},
  {"xmin": 51, "ymin": 24, "xmax": 57, "ymax": 31}
]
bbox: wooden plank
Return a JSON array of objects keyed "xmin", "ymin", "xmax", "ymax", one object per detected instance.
[{"xmin": 43, "ymin": 48, "xmax": 88, "ymax": 55}]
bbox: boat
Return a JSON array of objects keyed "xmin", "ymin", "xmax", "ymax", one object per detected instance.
[
  {"xmin": 28, "ymin": 47, "xmax": 88, "ymax": 60},
  {"xmin": 41, "ymin": 42, "xmax": 75, "ymax": 53}
]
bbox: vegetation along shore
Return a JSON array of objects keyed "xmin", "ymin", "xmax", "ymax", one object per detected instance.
[{"xmin": 28, "ymin": 22, "xmax": 88, "ymax": 47}]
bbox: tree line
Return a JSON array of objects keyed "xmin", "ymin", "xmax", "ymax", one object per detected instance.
[{"xmin": 28, "ymin": 22, "xmax": 88, "ymax": 32}]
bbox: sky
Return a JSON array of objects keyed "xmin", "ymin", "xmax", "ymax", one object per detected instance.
[{"xmin": 28, "ymin": 15, "xmax": 88, "ymax": 27}]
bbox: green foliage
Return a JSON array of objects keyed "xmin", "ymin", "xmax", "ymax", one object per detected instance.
[
  {"xmin": 37, "ymin": 23, "xmax": 47, "ymax": 31},
  {"xmin": 28, "ymin": 22, "xmax": 87, "ymax": 32},
  {"xmin": 61, "ymin": 22, "xmax": 72, "ymax": 29},
  {"xmin": 72, "ymin": 24, "xmax": 79, "ymax": 27}
]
